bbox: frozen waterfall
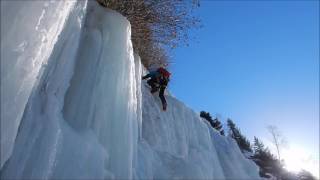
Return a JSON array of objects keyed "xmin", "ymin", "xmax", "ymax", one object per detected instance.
[{"xmin": 1, "ymin": 0, "xmax": 260, "ymax": 179}]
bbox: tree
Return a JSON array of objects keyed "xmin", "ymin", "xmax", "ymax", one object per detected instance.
[
  {"xmin": 267, "ymin": 125, "xmax": 287, "ymax": 161},
  {"xmin": 227, "ymin": 119, "xmax": 252, "ymax": 152},
  {"xmin": 297, "ymin": 169, "xmax": 316, "ymax": 180},
  {"xmin": 212, "ymin": 118, "xmax": 224, "ymax": 136},
  {"xmin": 253, "ymin": 136, "xmax": 265, "ymax": 155},
  {"xmin": 200, "ymin": 111, "xmax": 212, "ymax": 121},
  {"xmin": 212, "ymin": 118, "xmax": 223, "ymax": 131},
  {"xmin": 227, "ymin": 119, "xmax": 237, "ymax": 139},
  {"xmin": 252, "ymin": 136, "xmax": 285, "ymax": 179},
  {"xmin": 281, "ymin": 170, "xmax": 299, "ymax": 180},
  {"xmin": 200, "ymin": 111, "xmax": 215, "ymax": 128},
  {"xmin": 200, "ymin": 111, "xmax": 225, "ymax": 136}
]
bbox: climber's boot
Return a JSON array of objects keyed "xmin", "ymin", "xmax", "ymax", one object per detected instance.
[{"xmin": 162, "ymin": 102, "xmax": 167, "ymax": 111}]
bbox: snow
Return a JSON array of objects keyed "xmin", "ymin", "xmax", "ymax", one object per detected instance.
[{"xmin": 1, "ymin": 0, "xmax": 261, "ymax": 179}]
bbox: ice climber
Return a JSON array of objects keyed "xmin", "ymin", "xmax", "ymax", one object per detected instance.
[{"xmin": 142, "ymin": 67, "xmax": 171, "ymax": 111}]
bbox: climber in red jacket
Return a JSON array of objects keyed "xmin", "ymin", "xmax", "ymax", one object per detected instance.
[{"xmin": 142, "ymin": 67, "xmax": 171, "ymax": 111}]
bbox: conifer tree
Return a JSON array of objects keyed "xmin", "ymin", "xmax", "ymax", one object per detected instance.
[
  {"xmin": 200, "ymin": 111, "xmax": 225, "ymax": 136},
  {"xmin": 252, "ymin": 137, "xmax": 284, "ymax": 179},
  {"xmin": 227, "ymin": 119, "xmax": 238, "ymax": 139},
  {"xmin": 253, "ymin": 136, "xmax": 265, "ymax": 155},
  {"xmin": 212, "ymin": 118, "xmax": 223, "ymax": 131},
  {"xmin": 200, "ymin": 111, "xmax": 212, "ymax": 121},
  {"xmin": 227, "ymin": 119, "xmax": 252, "ymax": 152}
]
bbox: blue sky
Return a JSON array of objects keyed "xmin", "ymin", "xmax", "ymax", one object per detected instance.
[{"xmin": 170, "ymin": 0, "xmax": 319, "ymax": 176}]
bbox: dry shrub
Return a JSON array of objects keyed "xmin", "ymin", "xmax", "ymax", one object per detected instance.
[{"xmin": 97, "ymin": 0, "xmax": 200, "ymax": 69}]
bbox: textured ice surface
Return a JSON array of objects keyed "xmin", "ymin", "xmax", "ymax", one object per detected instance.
[
  {"xmin": 1, "ymin": 1, "xmax": 137, "ymax": 179},
  {"xmin": 1, "ymin": 0, "xmax": 79, "ymax": 168},
  {"xmin": 1, "ymin": 1, "xmax": 260, "ymax": 179},
  {"xmin": 136, "ymin": 80, "xmax": 260, "ymax": 179}
]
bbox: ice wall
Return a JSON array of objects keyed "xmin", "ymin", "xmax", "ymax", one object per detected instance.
[
  {"xmin": 62, "ymin": 2, "xmax": 138, "ymax": 178},
  {"xmin": 1, "ymin": 0, "xmax": 260, "ymax": 179},
  {"xmin": 0, "ymin": 0, "xmax": 79, "ymax": 168},
  {"xmin": 1, "ymin": 1, "xmax": 138, "ymax": 179},
  {"xmin": 135, "ymin": 79, "xmax": 260, "ymax": 179}
]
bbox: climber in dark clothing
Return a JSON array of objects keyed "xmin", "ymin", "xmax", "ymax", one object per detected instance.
[{"xmin": 142, "ymin": 67, "xmax": 170, "ymax": 111}]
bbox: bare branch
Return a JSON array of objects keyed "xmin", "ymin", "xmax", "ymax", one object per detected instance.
[{"xmin": 97, "ymin": 0, "xmax": 201, "ymax": 68}]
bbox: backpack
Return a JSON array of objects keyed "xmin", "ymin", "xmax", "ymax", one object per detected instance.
[{"xmin": 157, "ymin": 67, "xmax": 171, "ymax": 78}]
